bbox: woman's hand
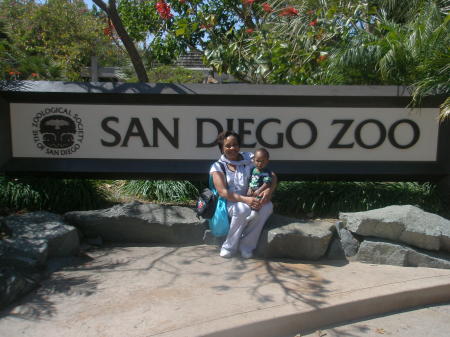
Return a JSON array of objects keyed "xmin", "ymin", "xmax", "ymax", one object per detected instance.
[
  {"xmin": 244, "ymin": 196, "xmax": 262, "ymax": 210},
  {"xmin": 259, "ymin": 189, "xmax": 272, "ymax": 204}
]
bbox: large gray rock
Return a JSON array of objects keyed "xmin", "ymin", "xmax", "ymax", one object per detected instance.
[
  {"xmin": 202, "ymin": 229, "xmax": 225, "ymax": 246},
  {"xmin": 326, "ymin": 237, "xmax": 346, "ymax": 259},
  {"xmin": 335, "ymin": 221, "xmax": 360, "ymax": 257},
  {"xmin": 0, "ymin": 266, "xmax": 41, "ymax": 310},
  {"xmin": 2, "ymin": 211, "xmax": 79, "ymax": 257},
  {"xmin": 0, "ymin": 238, "xmax": 48, "ymax": 268},
  {"xmin": 64, "ymin": 201, "xmax": 207, "ymax": 244},
  {"xmin": 327, "ymin": 223, "xmax": 361, "ymax": 259},
  {"xmin": 257, "ymin": 215, "xmax": 334, "ymax": 260},
  {"xmin": 356, "ymin": 238, "xmax": 450, "ymax": 269},
  {"xmin": 340, "ymin": 205, "xmax": 450, "ymax": 252}
]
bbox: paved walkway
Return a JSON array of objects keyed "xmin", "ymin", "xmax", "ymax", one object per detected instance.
[
  {"xmin": 300, "ymin": 303, "xmax": 450, "ymax": 337},
  {"xmin": 1, "ymin": 244, "xmax": 450, "ymax": 337}
]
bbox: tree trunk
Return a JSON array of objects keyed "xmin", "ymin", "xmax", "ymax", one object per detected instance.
[{"xmin": 93, "ymin": 0, "xmax": 149, "ymax": 82}]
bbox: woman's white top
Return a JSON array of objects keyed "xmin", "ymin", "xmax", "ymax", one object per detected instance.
[{"xmin": 209, "ymin": 152, "xmax": 254, "ymax": 195}]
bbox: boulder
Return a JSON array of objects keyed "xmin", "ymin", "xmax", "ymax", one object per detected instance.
[
  {"xmin": 0, "ymin": 266, "xmax": 41, "ymax": 310},
  {"xmin": 0, "ymin": 238, "xmax": 48, "ymax": 268},
  {"xmin": 2, "ymin": 211, "xmax": 79, "ymax": 258},
  {"xmin": 202, "ymin": 229, "xmax": 225, "ymax": 246},
  {"xmin": 64, "ymin": 201, "xmax": 207, "ymax": 244},
  {"xmin": 257, "ymin": 215, "xmax": 334, "ymax": 260},
  {"xmin": 334, "ymin": 221, "xmax": 360, "ymax": 257},
  {"xmin": 326, "ymin": 237, "xmax": 346, "ymax": 259},
  {"xmin": 340, "ymin": 205, "xmax": 450, "ymax": 252},
  {"xmin": 356, "ymin": 238, "xmax": 450, "ymax": 269}
]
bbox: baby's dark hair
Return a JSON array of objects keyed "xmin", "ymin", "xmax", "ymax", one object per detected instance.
[
  {"xmin": 255, "ymin": 148, "xmax": 270, "ymax": 159},
  {"xmin": 216, "ymin": 130, "xmax": 241, "ymax": 153}
]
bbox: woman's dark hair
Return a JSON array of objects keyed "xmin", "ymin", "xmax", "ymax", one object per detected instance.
[{"xmin": 216, "ymin": 130, "xmax": 241, "ymax": 153}]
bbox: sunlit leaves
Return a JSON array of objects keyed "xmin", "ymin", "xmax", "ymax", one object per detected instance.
[{"xmin": 0, "ymin": 0, "xmax": 121, "ymax": 80}]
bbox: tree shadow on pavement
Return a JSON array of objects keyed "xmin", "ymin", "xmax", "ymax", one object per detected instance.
[
  {"xmin": 0, "ymin": 247, "xmax": 133, "ymax": 321},
  {"xmin": 0, "ymin": 243, "xmax": 344, "ymax": 323}
]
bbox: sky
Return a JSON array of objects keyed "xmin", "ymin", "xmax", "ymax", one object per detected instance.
[{"xmin": 84, "ymin": 0, "xmax": 94, "ymax": 9}]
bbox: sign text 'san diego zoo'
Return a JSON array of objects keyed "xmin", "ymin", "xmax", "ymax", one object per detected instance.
[{"xmin": 11, "ymin": 103, "xmax": 438, "ymax": 161}]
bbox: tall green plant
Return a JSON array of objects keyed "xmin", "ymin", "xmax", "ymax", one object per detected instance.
[
  {"xmin": 119, "ymin": 180, "xmax": 200, "ymax": 203},
  {"xmin": 0, "ymin": 177, "xmax": 107, "ymax": 213},
  {"xmin": 272, "ymin": 181, "xmax": 444, "ymax": 218}
]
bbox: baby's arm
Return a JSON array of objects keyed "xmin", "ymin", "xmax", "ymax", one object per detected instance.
[{"xmin": 247, "ymin": 188, "xmax": 255, "ymax": 196}]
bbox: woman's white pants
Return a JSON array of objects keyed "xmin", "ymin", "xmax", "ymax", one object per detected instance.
[{"xmin": 221, "ymin": 201, "xmax": 273, "ymax": 255}]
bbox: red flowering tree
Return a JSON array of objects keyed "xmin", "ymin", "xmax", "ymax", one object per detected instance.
[
  {"xmin": 114, "ymin": 0, "xmax": 271, "ymax": 82},
  {"xmin": 89, "ymin": 0, "xmax": 268, "ymax": 82}
]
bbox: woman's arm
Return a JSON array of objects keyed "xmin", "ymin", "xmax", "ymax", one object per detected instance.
[
  {"xmin": 259, "ymin": 172, "xmax": 277, "ymax": 204},
  {"xmin": 212, "ymin": 171, "xmax": 260, "ymax": 208}
]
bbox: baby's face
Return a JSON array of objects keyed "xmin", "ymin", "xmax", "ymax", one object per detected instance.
[{"xmin": 254, "ymin": 152, "xmax": 269, "ymax": 170}]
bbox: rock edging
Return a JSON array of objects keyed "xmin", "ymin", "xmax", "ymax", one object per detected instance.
[
  {"xmin": 64, "ymin": 201, "xmax": 207, "ymax": 244},
  {"xmin": 338, "ymin": 205, "xmax": 450, "ymax": 269},
  {"xmin": 0, "ymin": 212, "xmax": 80, "ymax": 310}
]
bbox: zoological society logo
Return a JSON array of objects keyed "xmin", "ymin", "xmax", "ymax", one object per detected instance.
[{"xmin": 32, "ymin": 107, "xmax": 84, "ymax": 156}]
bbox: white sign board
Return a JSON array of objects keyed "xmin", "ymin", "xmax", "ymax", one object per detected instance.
[{"xmin": 10, "ymin": 103, "xmax": 439, "ymax": 161}]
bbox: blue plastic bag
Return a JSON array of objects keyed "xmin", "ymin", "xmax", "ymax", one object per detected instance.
[{"xmin": 208, "ymin": 175, "xmax": 230, "ymax": 237}]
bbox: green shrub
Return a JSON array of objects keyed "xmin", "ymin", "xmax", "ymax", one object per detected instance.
[
  {"xmin": 272, "ymin": 181, "xmax": 444, "ymax": 218},
  {"xmin": 147, "ymin": 65, "xmax": 205, "ymax": 83},
  {"xmin": 0, "ymin": 177, "xmax": 107, "ymax": 214},
  {"xmin": 1, "ymin": 177, "xmax": 444, "ymax": 219},
  {"xmin": 119, "ymin": 180, "xmax": 201, "ymax": 203}
]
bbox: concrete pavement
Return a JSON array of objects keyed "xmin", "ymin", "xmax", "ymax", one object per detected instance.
[
  {"xmin": 0, "ymin": 244, "xmax": 449, "ymax": 337},
  {"xmin": 300, "ymin": 303, "xmax": 450, "ymax": 337}
]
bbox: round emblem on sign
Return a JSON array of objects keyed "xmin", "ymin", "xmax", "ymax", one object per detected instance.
[{"xmin": 32, "ymin": 107, "xmax": 84, "ymax": 156}]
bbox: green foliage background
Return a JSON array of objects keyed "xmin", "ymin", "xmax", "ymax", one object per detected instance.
[
  {"xmin": 134, "ymin": 65, "xmax": 205, "ymax": 83},
  {"xmin": 272, "ymin": 181, "xmax": 446, "ymax": 218},
  {"xmin": 0, "ymin": 177, "xmax": 107, "ymax": 215},
  {"xmin": 1, "ymin": 177, "xmax": 446, "ymax": 219},
  {"xmin": 0, "ymin": 0, "xmax": 125, "ymax": 80}
]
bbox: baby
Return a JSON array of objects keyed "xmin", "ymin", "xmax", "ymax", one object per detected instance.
[{"xmin": 246, "ymin": 148, "xmax": 272, "ymax": 222}]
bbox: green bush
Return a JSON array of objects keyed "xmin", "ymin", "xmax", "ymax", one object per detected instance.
[
  {"xmin": 147, "ymin": 65, "xmax": 205, "ymax": 83},
  {"xmin": 1, "ymin": 177, "xmax": 445, "ymax": 219},
  {"xmin": 0, "ymin": 177, "xmax": 107, "ymax": 214},
  {"xmin": 124, "ymin": 65, "xmax": 206, "ymax": 83},
  {"xmin": 272, "ymin": 181, "xmax": 444, "ymax": 218},
  {"xmin": 119, "ymin": 180, "xmax": 201, "ymax": 203}
]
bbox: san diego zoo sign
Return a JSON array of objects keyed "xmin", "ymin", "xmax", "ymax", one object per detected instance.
[{"xmin": 10, "ymin": 103, "xmax": 438, "ymax": 162}]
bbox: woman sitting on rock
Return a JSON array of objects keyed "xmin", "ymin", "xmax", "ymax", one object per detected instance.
[{"xmin": 210, "ymin": 130, "xmax": 276, "ymax": 259}]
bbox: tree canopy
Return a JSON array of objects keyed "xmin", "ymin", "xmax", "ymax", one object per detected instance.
[
  {"xmin": 1, "ymin": 0, "xmax": 448, "ymax": 117},
  {"xmin": 0, "ymin": 0, "xmax": 123, "ymax": 80}
]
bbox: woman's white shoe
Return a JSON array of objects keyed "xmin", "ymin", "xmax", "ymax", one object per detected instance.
[{"xmin": 219, "ymin": 248, "xmax": 233, "ymax": 258}]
